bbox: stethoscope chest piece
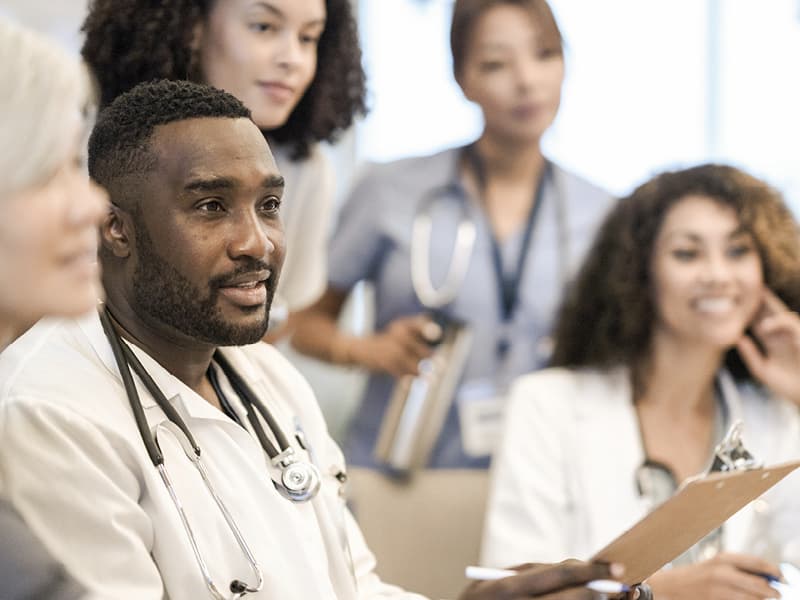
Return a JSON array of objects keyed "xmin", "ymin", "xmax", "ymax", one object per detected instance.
[{"xmin": 272, "ymin": 448, "xmax": 321, "ymax": 503}]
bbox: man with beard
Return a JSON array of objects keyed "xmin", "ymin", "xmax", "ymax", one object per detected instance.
[{"xmin": 0, "ymin": 80, "xmax": 626, "ymax": 599}]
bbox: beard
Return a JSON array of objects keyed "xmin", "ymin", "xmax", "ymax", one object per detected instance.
[{"xmin": 131, "ymin": 224, "xmax": 276, "ymax": 346}]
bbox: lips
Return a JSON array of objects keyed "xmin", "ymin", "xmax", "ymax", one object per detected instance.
[
  {"xmin": 257, "ymin": 81, "xmax": 295, "ymax": 103},
  {"xmin": 693, "ymin": 297, "xmax": 736, "ymax": 315},
  {"xmin": 218, "ymin": 270, "xmax": 271, "ymax": 307}
]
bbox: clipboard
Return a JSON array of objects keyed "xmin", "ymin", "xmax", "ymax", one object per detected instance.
[{"xmin": 591, "ymin": 459, "xmax": 800, "ymax": 585}]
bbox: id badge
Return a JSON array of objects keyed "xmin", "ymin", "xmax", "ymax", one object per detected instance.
[{"xmin": 457, "ymin": 379, "xmax": 507, "ymax": 458}]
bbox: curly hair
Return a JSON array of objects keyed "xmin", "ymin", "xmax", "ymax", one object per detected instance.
[
  {"xmin": 450, "ymin": 0, "xmax": 562, "ymax": 81},
  {"xmin": 81, "ymin": 0, "xmax": 366, "ymax": 160},
  {"xmin": 88, "ymin": 79, "xmax": 250, "ymax": 200},
  {"xmin": 550, "ymin": 164, "xmax": 800, "ymax": 383}
]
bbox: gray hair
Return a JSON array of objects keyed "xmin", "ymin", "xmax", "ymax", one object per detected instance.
[{"xmin": 0, "ymin": 18, "xmax": 94, "ymax": 197}]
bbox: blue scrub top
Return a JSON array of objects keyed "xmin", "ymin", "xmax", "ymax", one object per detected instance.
[{"xmin": 328, "ymin": 146, "xmax": 614, "ymax": 468}]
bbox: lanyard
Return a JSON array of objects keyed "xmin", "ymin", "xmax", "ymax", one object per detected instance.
[{"xmin": 464, "ymin": 145, "xmax": 552, "ymax": 356}]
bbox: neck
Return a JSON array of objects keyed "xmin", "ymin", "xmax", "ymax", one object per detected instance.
[
  {"xmin": 636, "ymin": 332, "xmax": 724, "ymax": 415},
  {"xmin": 474, "ymin": 132, "xmax": 544, "ymax": 184},
  {"xmin": 103, "ymin": 291, "xmax": 215, "ymax": 393},
  {"xmin": 0, "ymin": 314, "xmax": 36, "ymax": 353}
]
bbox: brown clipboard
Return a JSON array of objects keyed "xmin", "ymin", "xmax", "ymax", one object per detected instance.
[{"xmin": 591, "ymin": 460, "xmax": 800, "ymax": 585}]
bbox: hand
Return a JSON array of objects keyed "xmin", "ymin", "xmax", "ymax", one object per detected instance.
[
  {"xmin": 350, "ymin": 314, "xmax": 440, "ymax": 377},
  {"xmin": 457, "ymin": 560, "xmax": 626, "ymax": 600},
  {"xmin": 737, "ymin": 288, "xmax": 800, "ymax": 407},
  {"xmin": 647, "ymin": 552, "xmax": 781, "ymax": 600}
]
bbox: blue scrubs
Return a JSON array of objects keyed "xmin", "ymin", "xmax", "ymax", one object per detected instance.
[{"xmin": 328, "ymin": 146, "xmax": 614, "ymax": 468}]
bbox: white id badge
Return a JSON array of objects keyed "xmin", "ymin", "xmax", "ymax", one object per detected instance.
[{"xmin": 457, "ymin": 379, "xmax": 508, "ymax": 458}]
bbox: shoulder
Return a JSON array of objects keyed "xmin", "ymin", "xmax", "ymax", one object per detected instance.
[
  {"xmin": 510, "ymin": 366, "xmax": 624, "ymax": 402},
  {"xmin": 0, "ymin": 314, "xmax": 139, "ymax": 449},
  {"xmin": 551, "ymin": 163, "xmax": 610, "ymax": 201},
  {"xmin": 349, "ymin": 147, "xmax": 460, "ymax": 198},
  {"xmin": 271, "ymin": 142, "xmax": 329, "ymax": 174},
  {"xmin": 736, "ymin": 382, "xmax": 800, "ymax": 444},
  {"xmin": 0, "ymin": 316, "xmax": 109, "ymax": 407}
]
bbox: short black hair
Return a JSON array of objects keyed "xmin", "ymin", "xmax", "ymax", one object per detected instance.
[
  {"xmin": 81, "ymin": 0, "xmax": 367, "ymax": 160},
  {"xmin": 88, "ymin": 78, "xmax": 251, "ymax": 202}
]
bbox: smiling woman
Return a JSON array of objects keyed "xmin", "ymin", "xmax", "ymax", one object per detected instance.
[{"xmin": 483, "ymin": 164, "xmax": 800, "ymax": 600}]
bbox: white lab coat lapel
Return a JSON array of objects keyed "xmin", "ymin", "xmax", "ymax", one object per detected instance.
[
  {"xmin": 714, "ymin": 370, "xmax": 752, "ymax": 553},
  {"xmin": 571, "ymin": 368, "xmax": 650, "ymax": 556}
]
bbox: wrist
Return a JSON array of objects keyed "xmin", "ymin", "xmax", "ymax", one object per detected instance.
[{"xmin": 331, "ymin": 334, "xmax": 358, "ymax": 366}]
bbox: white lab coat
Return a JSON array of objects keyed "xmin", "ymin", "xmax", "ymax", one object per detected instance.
[
  {"xmin": 0, "ymin": 313, "xmax": 426, "ymax": 600},
  {"xmin": 481, "ymin": 367, "xmax": 800, "ymax": 569}
]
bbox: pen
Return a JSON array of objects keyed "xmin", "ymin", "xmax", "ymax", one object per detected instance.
[{"xmin": 464, "ymin": 566, "xmax": 631, "ymax": 593}]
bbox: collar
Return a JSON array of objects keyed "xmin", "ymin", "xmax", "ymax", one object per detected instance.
[{"xmin": 79, "ymin": 310, "xmax": 264, "ymax": 423}]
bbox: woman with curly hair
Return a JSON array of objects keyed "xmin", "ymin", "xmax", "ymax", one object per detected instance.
[
  {"xmin": 483, "ymin": 164, "xmax": 800, "ymax": 599},
  {"xmin": 81, "ymin": 0, "xmax": 367, "ymax": 335}
]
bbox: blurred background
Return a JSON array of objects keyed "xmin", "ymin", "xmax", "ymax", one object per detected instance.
[{"xmin": 4, "ymin": 0, "xmax": 799, "ymax": 438}]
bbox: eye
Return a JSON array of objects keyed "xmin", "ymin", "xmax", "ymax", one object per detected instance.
[
  {"xmin": 260, "ymin": 196, "xmax": 281, "ymax": 214},
  {"xmin": 300, "ymin": 33, "xmax": 321, "ymax": 45},
  {"xmin": 537, "ymin": 47, "xmax": 561, "ymax": 60},
  {"xmin": 249, "ymin": 21, "xmax": 275, "ymax": 34},
  {"xmin": 479, "ymin": 60, "xmax": 505, "ymax": 73},
  {"xmin": 727, "ymin": 242, "xmax": 754, "ymax": 259},
  {"xmin": 196, "ymin": 199, "xmax": 225, "ymax": 213},
  {"xmin": 671, "ymin": 248, "xmax": 698, "ymax": 261}
]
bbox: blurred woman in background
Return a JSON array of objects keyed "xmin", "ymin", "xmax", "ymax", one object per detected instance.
[
  {"xmin": 0, "ymin": 17, "xmax": 107, "ymax": 599},
  {"xmin": 483, "ymin": 164, "xmax": 800, "ymax": 600},
  {"xmin": 294, "ymin": 0, "xmax": 613, "ymax": 471}
]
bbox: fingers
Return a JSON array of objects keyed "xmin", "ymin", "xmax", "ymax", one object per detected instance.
[
  {"xmin": 712, "ymin": 552, "xmax": 782, "ymax": 580},
  {"xmin": 499, "ymin": 560, "xmax": 619, "ymax": 598},
  {"xmin": 761, "ymin": 287, "xmax": 790, "ymax": 315},
  {"xmin": 736, "ymin": 335, "xmax": 766, "ymax": 378},
  {"xmin": 752, "ymin": 311, "xmax": 800, "ymax": 340}
]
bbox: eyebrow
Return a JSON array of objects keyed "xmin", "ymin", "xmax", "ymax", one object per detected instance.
[
  {"xmin": 184, "ymin": 174, "xmax": 285, "ymax": 193},
  {"xmin": 664, "ymin": 225, "xmax": 750, "ymax": 242},
  {"xmin": 252, "ymin": 2, "xmax": 326, "ymax": 27}
]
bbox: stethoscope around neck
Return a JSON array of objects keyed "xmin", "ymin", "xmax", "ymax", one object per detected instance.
[{"xmin": 99, "ymin": 308, "xmax": 321, "ymax": 599}]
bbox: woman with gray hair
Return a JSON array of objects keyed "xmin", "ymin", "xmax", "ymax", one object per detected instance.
[{"xmin": 0, "ymin": 17, "xmax": 107, "ymax": 599}]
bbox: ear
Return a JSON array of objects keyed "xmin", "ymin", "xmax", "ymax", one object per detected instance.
[{"xmin": 101, "ymin": 204, "xmax": 132, "ymax": 258}]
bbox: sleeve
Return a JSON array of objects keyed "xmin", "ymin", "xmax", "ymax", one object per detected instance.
[
  {"xmin": 761, "ymin": 399, "xmax": 800, "ymax": 564},
  {"xmin": 0, "ymin": 399, "xmax": 164, "ymax": 600},
  {"xmin": 327, "ymin": 165, "xmax": 391, "ymax": 291},
  {"xmin": 480, "ymin": 374, "xmax": 574, "ymax": 568},
  {"xmin": 0, "ymin": 500, "xmax": 86, "ymax": 600},
  {"xmin": 278, "ymin": 150, "xmax": 335, "ymax": 311}
]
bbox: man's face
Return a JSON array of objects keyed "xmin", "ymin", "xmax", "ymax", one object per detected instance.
[{"xmin": 129, "ymin": 116, "xmax": 285, "ymax": 346}]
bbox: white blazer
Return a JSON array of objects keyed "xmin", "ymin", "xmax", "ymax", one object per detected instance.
[
  {"xmin": 0, "ymin": 313, "xmax": 425, "ymax": 600},
  {"xmin": 481, "ymin": 367, "xmax": 800, "ymax": 569}
]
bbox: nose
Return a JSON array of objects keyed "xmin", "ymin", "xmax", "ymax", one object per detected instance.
[
  {"xmin": 69, "ymin": 179, "xmax": 109, "ymax": 227},
  {"xmin": 274, "ymin": 31, "xmax": 304, "ymax": 70},
  {"xmin": 227, "ymin": 209, "xmax": 277, "ymax": 261},
  {"xmin": 699, "ymin": 252, "xmax": 734, "ymax": 286}
]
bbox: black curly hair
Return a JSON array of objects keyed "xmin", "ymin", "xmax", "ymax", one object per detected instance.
[
  {"xmin": 88, "ymin": 79, "xmax": 251, "ymax": 201},
  {"xmin": 550, "ymin": 164, "xmax": 800, "ymax": 384},
  {"xmin": 81, "ymin": 0, "xmax": 367, "ymax": 160}
]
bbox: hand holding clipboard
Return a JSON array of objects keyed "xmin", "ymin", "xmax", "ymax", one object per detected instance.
[{"xmin": 591, "ymin": 421, "xmax": 800, "ymax": 586}]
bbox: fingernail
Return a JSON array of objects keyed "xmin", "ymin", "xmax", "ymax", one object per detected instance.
[
  {"xmin": 610, "ymin": 563, "xmax": 626, "ymax": 578},
  {"xmin": 422, "ymin": 321, "xmax": 443, "ymax": 342}
]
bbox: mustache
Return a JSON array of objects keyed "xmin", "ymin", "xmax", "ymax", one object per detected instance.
[{"xmin": 209, "ymin": 260, "xmax": 275, "ymax": 289}]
